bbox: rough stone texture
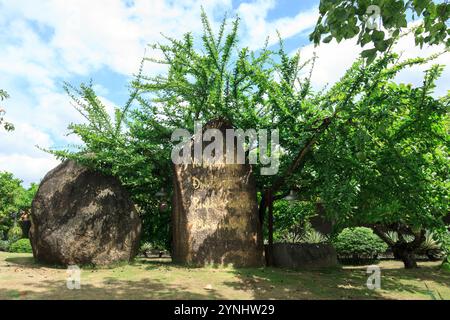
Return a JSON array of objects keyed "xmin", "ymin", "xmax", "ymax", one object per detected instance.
[
  {"xmin": 172, "ymin": 119, "xmax": 264, "ymax": 267},
  {"xmin": 30, "ymin": 160, "xmax": 141, "ymax": 266},
  {"xmin": 268, "ymin": 243, "xmax": 338, "ymax": 269}
]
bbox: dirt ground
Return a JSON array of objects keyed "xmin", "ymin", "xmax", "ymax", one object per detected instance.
[{"xmin": 0, "ymin": 252, "xmax": 448, "ymax": 300}]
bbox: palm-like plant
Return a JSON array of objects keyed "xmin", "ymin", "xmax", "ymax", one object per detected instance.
[
  {"xmin": 301, "ymin": 229, "xmax": 328, "ymax": 244},
  {"xmin": 384, "ymin": 230, "xmax": 444, "ymax": 261},
  {"xmin": 419, "ymin": 231, "xmax": 444, "ymax": 261}
]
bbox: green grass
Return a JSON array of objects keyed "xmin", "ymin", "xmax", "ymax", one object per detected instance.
[{"xmin": 0, "ymin": 252, "xmax": 448, "ymax": 300}]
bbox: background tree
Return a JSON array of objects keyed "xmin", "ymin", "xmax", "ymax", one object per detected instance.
[
  {"xmin": 309, "ymin": 62, "xmax": 449, "ymax": 268},
  {"xmin": 0, "ymin": 89, "xmax": 14, "ymax": 131},
  {"xmin": 0, "ymin": 172, "xmax": 37, "ymax": 239},
  {"xmin": 311, "ymin": 0, "xmax": 450, "ymax": 63}
]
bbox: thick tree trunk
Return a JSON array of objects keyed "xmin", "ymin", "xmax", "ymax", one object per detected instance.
[
  {"xmin": 392, "ymin": 245, "xmax": 418, "ymax": 269},
  {"xmin": 372, "ymin": 225, "xmax": 424, "ymax": 269}
]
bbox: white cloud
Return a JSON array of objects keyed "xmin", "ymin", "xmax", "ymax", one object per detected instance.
[
  {"xmin": 297, "ymin": 32, "xmax": 449, "ymax": 96},
  {"xmin": 0, "ymin": 123, "xmax": 60, "ymax": 187},
  {"xmin": 237, "ymin": 0, "xmax": 318, "ymax": 49},
  {"xmin": 298, "ymin": 39, "xmax": 363, "ymax": 89},
  {"xmin": 0, "ymin": 154, "xmax": 60, "ymax": 187},
  {"xmin": 2, "ymin": 0, "xmax": 235, "ymax": 77}
]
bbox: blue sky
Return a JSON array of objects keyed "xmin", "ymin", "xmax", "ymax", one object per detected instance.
[{"xmin": 0, "ymin": 0, "xmax": 448, "ymax": 186}]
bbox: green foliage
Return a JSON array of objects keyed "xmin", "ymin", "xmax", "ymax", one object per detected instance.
[
  {"xmin": 7, "ymin": 225, "xmax": 22, "ymax": 242},
  {"xmin": 279, "ymin": 228, "xmax": 328, "ymax": 244},
  {"xmin": 383, "ymin": 230, "xmax": 415, "ymax": 243},
  {"xmin": 301, "ymin": 229, "xmax": 328, "ymax": 244},
  {"xmin": 442, "ymin": 256, "xmax": 450, "ymax": 272},
  {"xmin": 8, "ymin": 238, "xmax": 32, "ymax": 253},
  {"xmin": 384, "ymin": 230, "xmax": 445, "ymax": 260},
  {"xmin": 273, "ymin": 200, "xmax": 316, "ymax": 242},
  {"xmin": 311, "ymin": 0, "xmax": 450, "ymax": 63},
  {"xmin": 333, "ymin": 227, "xmax": 388, "ymax": 260},
  {"xmin": 0, "ymin": 240, "xmax": 10, "ymax": 252},
  {"xmin": 419, "ymin": 231, "xmax": 442, "ymax": 252},
  {"xmin": 0, "ymin": 172, "xmax": 38, "ymax": 239},
  {"xmin": 46, "ymin": 74, "xmax": 172, "ymax": 248},
  {"xmin": 274, "ymin": 200, "xmax": 328, "ymax": 244},
  {"xmin": 140, "ymin": 242, "xmax": 153, "ymax": 254},
  {"xmin": 311, "ymin": 60, "xmax": 449, "ymax": 247},
  {"xmin": 435, "ymin": 227, "xmax": 450, "ymax": 254},
  {"xmin": 435, "ymin": 228, "xmax": 450, "ymax": 265},
  {"xmin": 0, "ymin": 89, "xmax": 14, "ymax": 131}
]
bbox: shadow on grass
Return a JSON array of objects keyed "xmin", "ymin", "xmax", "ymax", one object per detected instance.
[
  {"xmin": 3, "ymin": 254, "xmax": 448, "ymax": 300},
  {"xmin": 2, "ymin": 255, "xmax": 225, "ymax": 300},
  {"xmin": 135, "ymin": 257, "xmax": 241, "ymax": 271},
  {"xmin": 5, "ymin": 256, "xmax": 36, "ymax": 266},
  {"xmin": 2, "ymin": 277, "xmax": 223, "ymax": 300},
  {"xmin": 222, "ymin": 264, "xmax": 449, "ymax": 300}
]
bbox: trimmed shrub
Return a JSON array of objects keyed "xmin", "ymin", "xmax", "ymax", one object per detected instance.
[
  {"xmin": 333, "ymin": 227, "xmax": 388, "ymax": 264},
  {"xmin": 9, "ymin": 239, "xmax": 32, "ymax": 253},
  {"xmin": 0, "ymin": 240, "xmax": 10, "ymax": 252},
  {"xmin": 7, "ymin": 225, "xmax": 23, "ymax": 242}
]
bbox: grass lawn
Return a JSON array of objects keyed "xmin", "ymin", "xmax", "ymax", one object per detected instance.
[{"xmin": 0, "ymin": 252, "xmax": 448, "ymax": 300}]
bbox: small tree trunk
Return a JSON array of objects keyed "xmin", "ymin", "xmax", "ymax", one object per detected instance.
[
  {"xmin": 258, "ymin": 193, "xmax": 266, "ymax": 227},
  {"xmin": 266, "ymin": 189, "xmax": 274, "ymax": 266}
]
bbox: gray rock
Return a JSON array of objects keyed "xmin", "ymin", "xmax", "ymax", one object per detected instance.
[{"xmin": 30, "ymin": 160, "xmax": 141, "ymax": 266}]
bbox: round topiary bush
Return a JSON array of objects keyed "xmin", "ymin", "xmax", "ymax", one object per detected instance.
[
  {"xmin": 9, "ymin": 239, "xmax": 32, "ymax": 253},
  {"xmin": 333, "ymin": 227, "xmax": 388, "ymax": 264}
]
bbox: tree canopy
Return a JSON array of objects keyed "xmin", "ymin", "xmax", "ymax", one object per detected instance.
[{"xmin": 308, "ymin": 62, "xmax": 449, "ymax": 267}]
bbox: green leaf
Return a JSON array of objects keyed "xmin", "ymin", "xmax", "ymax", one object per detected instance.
[
  {"xmin": 323, "ymin": 35, "xmax": 333, "ymax": 43},
  {"xmin": 371, "ymin": 30, "xmax": 385, "ymax": 42},
  {"xmin": 361, "ymin": 48, "xmax": 377, "ymax": 64}
]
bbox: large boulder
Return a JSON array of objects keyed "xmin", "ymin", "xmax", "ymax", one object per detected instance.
[
  {"xmin": 172, "ymin": 119, "xmax": 264, "ymax": 267},
  {"xmin": 30, "ymin": 160, "xmax": 141, "ymax": 266}
]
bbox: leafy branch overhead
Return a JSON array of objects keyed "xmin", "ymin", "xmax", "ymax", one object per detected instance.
[{"xmin": 310, "ymin": 0, "xmax": 450, "ymax": 63}]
